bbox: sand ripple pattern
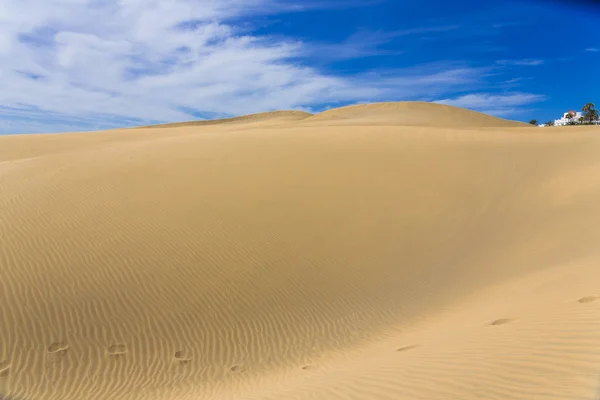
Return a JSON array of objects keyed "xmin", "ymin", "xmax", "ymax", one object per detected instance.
[{"xmin": 1, "ymin": 109, "xmax": 600, "ymax": 399}]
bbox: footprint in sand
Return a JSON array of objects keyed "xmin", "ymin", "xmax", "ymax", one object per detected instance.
[
  {"xmin": 396, "ymin": 345, "xmax": 419, "ymax": 352},
  {"xmin": 0, "ymin": 360, "xmax": 10, "ymax": 378},
  {"xmin": 107, "ymin": 344, "xmax": 127, "ymax": 357},
  {"xmin": 46, "ymin": 342, "xmax": 69, "ymax": 363},
  {"xmin": 301, "ymin": 364, "xmax": 318, "ymax": 370},
  {"xmin": 174, "ymin": 350, "xmax": 192, "ymax": 365},
  {"xmin": 229, "ymin": 364, "xmax": 246, "ymax": 373},
  {"xmin": 48, "ymin": 342, "xmax": 69, "ymax": 355},
  {"xmin": 489, "ymin": 318, "xmax": 514, "ymax": 326},
  {"xmin": 578, "ymin": 296, "xmax": 599, "ymax": 304}
]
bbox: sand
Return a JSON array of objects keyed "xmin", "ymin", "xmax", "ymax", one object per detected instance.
[{"xmin": 1, "ymin": 102, "xmax": 599, "ymax": 400}]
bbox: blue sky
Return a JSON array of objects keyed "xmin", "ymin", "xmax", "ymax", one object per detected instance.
[{"xmin": 0, "ymin": 0, "xmax": 598, "ymax": 134}]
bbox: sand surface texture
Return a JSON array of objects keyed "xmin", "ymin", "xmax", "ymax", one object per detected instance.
[{"xmin": 1, "ymin": 103, "xmax": 599, "ymax": 400}]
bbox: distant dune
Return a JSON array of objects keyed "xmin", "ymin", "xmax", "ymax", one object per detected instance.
[
  {"xmin": 139, "ymin": 110, "xmax": 313, "ymax": 129},
  {"xmin": 305, "ymin": 102, "xmax": 531, "ymax": 127},
  {"xmin": 134, "ymin": 102, "xmax": 529, "ymax": 130},
  {"xmin": 1, "ymin": 103, "xmax": 599, "ymax": 400}
]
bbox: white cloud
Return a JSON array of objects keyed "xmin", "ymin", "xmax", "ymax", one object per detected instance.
[
  {"xmin": 0, "ymin": 0, "xmax": 541, "ymax": 133},
  {"xmin": 496, "ymin": 59, "xmax": 544, "ymax": 66},
  {"xmin": 434, "ymin": 93, "xmax": 546, "ymax": 116},
  {"xmin": 492, "ymin": 21, "xmax": 525, "ymax": 29},
  {"xmin": 306, "ymin": 25, "xmax": 460, "ymax": 61},
  {"xmin": 1, "ymin": 0, "xmax": 322, "ymax": 123},
  {"xmin": 585, "ymin": 48, "xmax": 599, "ymax": 52}
]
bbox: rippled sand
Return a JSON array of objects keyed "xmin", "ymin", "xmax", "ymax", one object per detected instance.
[{"xmin": 1, "ymin": 103, "xmax": 599, "ymax": 400}]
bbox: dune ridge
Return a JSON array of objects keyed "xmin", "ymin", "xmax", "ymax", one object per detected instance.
[
  {"xmin": 137, "ymin": 110, "xmax": 314, "ymax": 129},
  {"xmin": 129, "ymin": 102, "xmax": 530, "ymax": 131},
  {"xmin": 304, "ymin": 102, "xmax": 531, "ymax": 127},
  {"xmin": 1, "ymin": 104, "xmax": 599, "ymax": 400}
]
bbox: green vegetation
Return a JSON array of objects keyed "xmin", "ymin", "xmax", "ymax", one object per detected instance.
[
  {"xmin": 529, "ymin": 119, "xmax": 538, "ymax": 125},
  {"xmin": 581, "ymin": 102, "xmax": 599, "ymax": 124}
]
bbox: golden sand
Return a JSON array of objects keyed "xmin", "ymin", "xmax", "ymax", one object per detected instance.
[{"xmin": 1, "ymin": 103, "xmax": 599, "ymax": 400}]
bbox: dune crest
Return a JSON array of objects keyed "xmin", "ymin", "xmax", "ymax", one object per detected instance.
[
  {"xmin": 138, "ymin": 110, "xmax": 313, "ymax": 129},
  {"xmin": 131, "ymin": 102, "xmax": 529, "ymax": 130},
  {"xmin": 1, "ymin": 107, "xmax": 599, "ymax": 400},
  {"xmin": 306, "ymin": 102, "xmax": 530, "ymax": 127}
]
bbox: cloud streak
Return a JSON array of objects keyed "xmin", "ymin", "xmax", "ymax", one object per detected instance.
[
  {"xmin": 496, "ymin": 58, "xmax": 545, "ymax": 66},
  {"xmin": 434, "ymin": 93, "xmax": 547, "ymax": 116},
  {"xmin": 304, "ymin": 25, "xmax": 460, "ymax": 62}
]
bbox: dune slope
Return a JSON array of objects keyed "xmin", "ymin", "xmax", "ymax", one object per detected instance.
[
  {"xmin": 137, "ymin": 110, "xmax": 313, "ymax": 129},
  {"xmin": 0, "ymin": 108, "xmax": 599, "ymax": 400},
  {"xmin": 306, "ymin": 102, "xmax": 531, "ymax": 127}
]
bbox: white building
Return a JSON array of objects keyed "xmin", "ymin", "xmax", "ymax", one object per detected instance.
[{"xmin": 554, "ymin": 110, "xmax": 583, "ymax": 126}]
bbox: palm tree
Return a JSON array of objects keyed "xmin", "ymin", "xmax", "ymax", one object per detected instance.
[
  {"xmin": 582, "ymin": 102, "xmax": 595, "ymax": 114},
  {"xmin": 582, "ymin": 102, "xmax": 598, "ymax": 124},
  {"xmin": 545, "ymin": 120, "xmax": 555, "ymax": 126},
  {"xmin": 529, "ymin": 119, "xmax": 538, "ymax": 125},
  {"xmin": 565, "ymin": 113, "xmax": 576, "ymax": 125}
]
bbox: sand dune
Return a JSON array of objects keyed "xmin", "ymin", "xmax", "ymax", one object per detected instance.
[
  {"xmin": 305, "ymin": 102, "xmax": 531, "ymax": 127},
  {"xmin": 1, "ymin": 103, "xmax": 599, "ymax": 400},
  {"xmin": 137, "ymin": 110, "xmax": 313, "ymax": 129},
  {"xmin": 132, "ymin": 102, "xmax": 529, "ymax": 131}
]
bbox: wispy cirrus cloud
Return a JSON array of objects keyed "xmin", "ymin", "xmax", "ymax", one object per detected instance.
[
  {"xmin": 304, "ymin": 25, "xmax": 460, "ymax": 62},
  {"xmin": 500, "ymin": 77, "xmax": 534, "ymax": 88},
  {"xmin": 304, "ymin": 30, "xmax": 405, "ymax": 62},
  {"xmin": 492, "ymin": 21, "xmax": 526, "ymax": 29},
  {"xmin": 434, "ymin": 92, "xmax": 546, "ymax": 116},
  {"xmin": 392, "ymin": 25, "xmax": 462, "ymax": 36},
  {"xmin": 496, "ymin": 58, "xmax": 545, "ymax": 66},
  {"xmin": 585, "ymin": 48, "xmax": 599, "ymax": 52}
]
